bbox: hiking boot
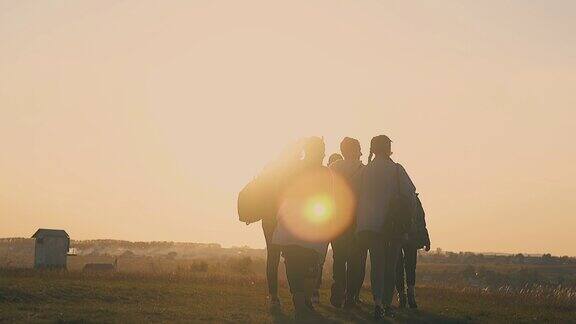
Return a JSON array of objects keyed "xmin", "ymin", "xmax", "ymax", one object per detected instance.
[
  {"xmin": 373, "ymin": 305, "xmax": 385, "ymax": 320},
  {"xmin": 398, "ymin": 293, "xmax": 407, "ymax": 309}
]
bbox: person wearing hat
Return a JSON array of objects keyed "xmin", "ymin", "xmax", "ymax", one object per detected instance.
[{"xmin": 353, "ymin": 135, "xmax": 418, "ymax": 319}]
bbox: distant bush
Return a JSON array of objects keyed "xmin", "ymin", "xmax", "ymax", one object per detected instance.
[
  {"xmin": 228, "ymin": 256, "xmax": 253, "ymax": 274},
  {"xmin": 189, "ymin": 260, "xmax": 208, "ymax": 272}
]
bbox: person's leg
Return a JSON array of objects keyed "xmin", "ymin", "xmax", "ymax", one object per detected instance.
[
  {"xmin": 404, "ymin": 245, "xmax": 418, "ymax": 308},
  {"xmin": 267, "ymin": 245, "xmax": 281, "ymax": 296},
  {"xmin": 282, "ymin": 246, "xmax": 307, "ymax": 313},
  {"xmin": 361, "ymin": 232, "xmax": 385, "ymax": 306},
  {"xmin": 381, "ymin": 238, "xmax": 403, "ymax": 311},
  {"xmin": 344, "ymin": 232, "xmax": 367, "ymax": 307},
  {"xmin": 355, "ymin": 242, "xmax": 368, "ymax": 301},
  {"xmin": 283, "ymin": 245, "xmax": 321, "ymax": 319},
  {"xmin": 302, "ymin": 248, "xmax": 321, "ymax": 308},
  {"xmin": 312, "ymin": 257, "xmax": 324, "ymax": 304},
  {"xmin": 395, "ymin": 246, "xmax": 407, "ymax": 308},
  {"xmin": 363, "ymin": 232, "xmax": 386, "ymax": 320},
  {"xmin": 262, "ymin": 222, "xmax": 280, "ymax": 300},
  {"xmin": 330, "ymin": 234, "xmax": 348, "ymax": 307}
]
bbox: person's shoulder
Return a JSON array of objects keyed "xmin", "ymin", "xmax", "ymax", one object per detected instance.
[{"xmin": 394, "ymin": 161, "xmax": 409, "ymax": 173}]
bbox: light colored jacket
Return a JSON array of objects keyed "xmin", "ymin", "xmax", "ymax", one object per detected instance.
[
  {"xmin": 272, "ymin": 164, "xmax": 330, "ymax": 255},
  {"xmin": 356, "ymin": 156, "xmax": 416, "ymax": 234}
]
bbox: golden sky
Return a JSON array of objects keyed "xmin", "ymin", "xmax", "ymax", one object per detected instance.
[{"xmin": 1, "ymin": 0, "xmax": 575, "ymax": 255}]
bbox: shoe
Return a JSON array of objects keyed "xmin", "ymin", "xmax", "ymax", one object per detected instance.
[
  {"xmin": 294, "ymin": 293, "xmax": 323, "ymax": 321},
  {"xmin": 384, "ymin": 305, "xmax": 396, "ymax": 318},
  {"xmin": 355, "ymin": 295, "xmax": 365, "ymax": 304},
  {"xmin": 330, "ymin": 285, "xmax": 345, "ymax": 308},
  {"xmin": 311, "ymin": 291, "xmax": 320, "ymax": 305},
  {"xmin": 374, "ymin": 305, "xmax": 385, "ymax": 320},
  {"xmin": 408, "ymin": 298, "xmax": 418, "ymax": 309},
  {"xmin": 305, "ymin": 298, "xmax": 314, "ymax": 311},
  {"xmin": 267, "ymin": 295, "xmax": 281, "ymax": 312},
  {"xmin": 342, "ymin": 297, "xmax": 358, "ymax": 310},
  {"xmin": 398, "ymin": 293, "xmax": 407, "ymax": 309},
  {"xmin": 295, "ymin": 306, "xmax": 324, "ymax": 322},
  {"xmin": 330, "ymin": 296, "xmax": 343, "ymax": 308}
]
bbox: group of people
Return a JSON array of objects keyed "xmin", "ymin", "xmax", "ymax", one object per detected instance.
[{"xmin": 239, "ymin": 135, "xmax": 430, "ymax": 321}]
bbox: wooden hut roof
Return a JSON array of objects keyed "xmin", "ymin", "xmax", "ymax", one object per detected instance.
[{"xmin": 31, "ymin": 229, "xmax": 69, "ymax": 239}]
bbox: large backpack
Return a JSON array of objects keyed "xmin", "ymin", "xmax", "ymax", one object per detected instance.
[
  {"xmin": 383, "ymin": 163, "xmax": 415, "ymax": 238},
  {"xmin": 237, "ymin": 173, "xmax": 278, "ymax": 224}
]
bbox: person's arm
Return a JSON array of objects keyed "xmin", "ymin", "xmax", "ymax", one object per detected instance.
[
  {"xmin": 398, "ymin": 164, "xmax": 417, "ymax": 213},
  {"xmin": 415, "ymin": 194, "xmax": 431, "ymax": 251}
]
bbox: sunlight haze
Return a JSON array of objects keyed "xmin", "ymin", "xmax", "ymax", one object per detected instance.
[{"xmin": 1, "ymin": 0, "xmax": 575, "ymax": 256}]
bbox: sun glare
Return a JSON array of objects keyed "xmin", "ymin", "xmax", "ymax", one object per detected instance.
[
  {"xmin": 307, "ymin": 196, "xmax": 332, "ymax": 223},
  {"xmin": 277, "ymin": 169, "xmax": 355, "ymax": 242}
]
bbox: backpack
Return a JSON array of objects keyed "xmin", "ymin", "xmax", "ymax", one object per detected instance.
[
  {"xmin": 383, "ymin": 164, "xmax": 414, "ymax": 238},
  {"xmin": 237, "ymin": 173, "xmax": 278, "ymax": 224}
]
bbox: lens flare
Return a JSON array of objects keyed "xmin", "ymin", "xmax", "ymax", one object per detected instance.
[
  {"xmin": 277, "ymin": 168, "xmax": 355, "ymax": 243},
  {"xmin": 306, "ymin": 195, "xmax": 333, "ymax": 223}
]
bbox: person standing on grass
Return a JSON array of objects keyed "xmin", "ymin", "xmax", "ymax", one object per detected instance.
[
  {"xmin": 327, "ymin": 137, "xmax": 365, "ymax": 308},
  {"xmin": 256, "ymin": 139, "xmax": 306, "ymax": 310},
  {"xmin": 355, "ymin": 135, "xmax": 417, "ymax": 319},
  {"xmin": 272, "ymin": 137, "xmax": 331, "ymax": 321},
  {"xmin": 312, "ymin": 152, "xmax": 344, "ymax": 305},
  {"xmin": 396, "ymin": 193, "xmax": 431, "ymax": 309}
]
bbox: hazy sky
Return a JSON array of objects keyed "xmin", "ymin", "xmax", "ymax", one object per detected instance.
[{"xmin": 1, "ymin": 0, "xmax": 575, "ymax": 256}]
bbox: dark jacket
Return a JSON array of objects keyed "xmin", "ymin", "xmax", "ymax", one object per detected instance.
[{"xmin": 408, "ymin": 194, "xmax": 430, "ymax": 249}]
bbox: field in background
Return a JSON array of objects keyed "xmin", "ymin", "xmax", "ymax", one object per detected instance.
[
  {"xmin": 1, "ymin": 238, "xmax": 575, "ymax": 323},
  {"xmin": 1, "ymin": 269, "xmax": 575, "ymax": 323}
]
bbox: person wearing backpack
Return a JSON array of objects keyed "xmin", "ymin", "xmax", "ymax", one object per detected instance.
[
  {"xmin": 237, "ymin": 139, "xmax": 304, "ymax": 310},
  {"xmin": 396, "ymin": 193, "xmax": 430, "ymax": 309},
  {"xmin": 271, "ymin": 136, "xmax": 332, "ymax": 321},
  {"xmin": 354, "ymin": 135, "xmax": 417, "ymax": 319}
]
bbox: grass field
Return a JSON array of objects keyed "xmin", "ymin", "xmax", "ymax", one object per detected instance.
[{"xmin": 1, "ymin": 270, "xmax": 575, "ymax": 323}]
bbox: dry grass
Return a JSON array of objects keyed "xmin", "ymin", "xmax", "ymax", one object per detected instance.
[{"xmin": 2, "ymin": 268, "xmax": 576, "ymax": 323}]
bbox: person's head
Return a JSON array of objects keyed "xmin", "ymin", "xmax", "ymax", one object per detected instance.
[
  {"xmin": 369, "ymin": 135, "xmax": 392, "ymax": 162},
  {"xmin": 303, "ymin": 136, "xmax": 325, "ymax": 165},
  {"xmin": 328, "ymin": 153, "xmax": 343, "ymax": 165},
  {"xmin": 340, "ymin": 137, "xmax": 362, "ymax": 161}
]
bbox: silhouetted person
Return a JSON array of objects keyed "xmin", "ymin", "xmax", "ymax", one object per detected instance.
[
  {"xmin": 262, "ymin": 214, "xmax": 281, "ymax": 307},
  {"xmin": 312, "ymin": 152, "xmax": 343, "ymax": 304},
  {"xmin": 355, "ymin": 135, "xmax": 417, "ymax": 319},
  {"xmin": 396, "ymin": 193, "xmax": 430, "ymax": 309},
  {"xmin": 328, "ymin": 137, "xmax": 365, "ymax": 308},
  {"xmin": 272, "ymin": 137, "xmax": 331, "ymax": 321},
  {"xmin": 258, "ymin": 139, "xmax": 306, "ymax": 309},
  {"xmin": 328, "ymin": 153, "xmax": 343, "ymax": 165}
]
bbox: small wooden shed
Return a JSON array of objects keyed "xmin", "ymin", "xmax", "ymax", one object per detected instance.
[{"xmin": 31, "ymin": 229, "xmax": 70, "ymax": 269}]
